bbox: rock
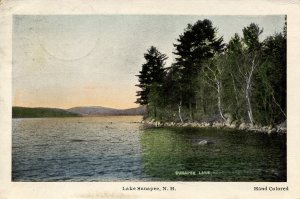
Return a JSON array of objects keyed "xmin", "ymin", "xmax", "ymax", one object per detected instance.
[
  {"xmin": 198, "ymin": 140, "xmax": 214, "ymax": 146},
  {"xmin": 230, "ymin": 120, "xmax": 239, "ymax": 128},
  {"xmin": 191, "ymin": 122, "xmax": 198, "ymax": 127},
  {"xmin": 277, "ymin": 120, "xmax": 287, "ymax": 133},
  {"xmin": 252, "ymin": 124, "xmax": 261, "ymax": 131},
  {"xmin": 198, "ymin": 140, "xmax": 208, "ymax": 145},
  {"xmin": 239, "ymin": 122, "xmax": 247, "ymax": 130},
  {"xmin": 262, "ymin": 126, "xmax": 268, "ymax": 131},
  {"xmin": 268, "ymin": 125, "xmax": 274, "ymax": 130},
  {"xmin": 225, "ymin": 121, "xmax": 231, "ymax": 127},
  {"xmin": 232, "ymin": 120, "xmax": 239, "ymax": 125},
  {"xmin": 248, "ymin": 124, "xmax": 257, "ymax": 131},
  {"xmin": 278, "ymin": 128, "xmax": 287, "ymax": 134},
  {"xmin": 249, "ymin": 124, "xmax": 258, "ymax": 132},
  {"xmin": 213, "ymin": 122, "xmax": 224, "ymax": 128},
  {"xmin": 268, "ymin": 128, "xmax": 277, "ymax": 134},
  {"xmin": 224, "ymin": 113, "xmax": 233, "ymax": 124},
  {"xmin": 230, "ymin": 123, "xmax": 236, "ymax": 128}
]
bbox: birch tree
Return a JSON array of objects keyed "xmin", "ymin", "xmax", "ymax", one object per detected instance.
[{"xmin": 202, "ymin": 56, "xmax": 226, "ymax": 121}]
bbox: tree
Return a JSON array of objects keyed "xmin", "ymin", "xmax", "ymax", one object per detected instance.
[
  {"xmin": 221, "ymin": 23, "xmax": 286, "ymax": 126},
  {"xmin": 135, "ymin": 46, "xmax": 167, "ymax": 117},
  {"xmin": 240, "ymin": 23, "xmax": 264, "ymax": 124},
  {"xmin": 172, "ymin": 19, "xmax": 224, "ymax": 120},
  {"xmin": 242, "ymin": 23, "xmax": 263, "ymax": 52},
  {"xmin": 202, "ymin": 55, "xmax": 226, "ymax": 121},
  {"xmin": 253, "ymin": 31, "xmax": 286, "ymax": 124},
  {"xmin": 162, "ymin": 65, "xmax": 185, "ymax": 123},
  {"xmin": 135, "ymin": 20, "xmax": 286, "ymax": 127},
  {"xmin": 222, "ymin": 34, "xmax": 245, "ymax": 121}
]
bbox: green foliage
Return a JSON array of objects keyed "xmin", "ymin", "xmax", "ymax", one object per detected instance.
[
  {"xmin": 136, "ymin": 19, "xmax": 286, "ymax": 126},
  {"xmin": 135, "ymin": 46, "xmax": 167, "ymax": 119},
  {"xmin": 12, "ymin": 107, "xmax": 80, "ymax": 118},
  {"xmin": 242, "ymin": 23, "xmax": 263, "ymax": 52},
  {"xmin": 172, "ymin": 19, "xmax": 225, "ymax": 120},
  {"xmin": 135, "ymin": 46, "xmax": 167, "ymax": 106},
  {"xmin": 253, "ymin": 33, "xmax": 287, "ymax": 124}
]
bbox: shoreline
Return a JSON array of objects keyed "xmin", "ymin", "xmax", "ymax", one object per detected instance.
[
  {"xmin": 12, "ymin": 115, "xmax": 143, "ymax": 119},
  {"xmin": 142, "ymin": 120, "xmax": 287, "ymax": 134}
]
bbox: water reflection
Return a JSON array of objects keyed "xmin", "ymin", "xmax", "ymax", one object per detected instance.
[{"xmin": 140, "ymin": 127, "xmax": 286, "ymax": 181}]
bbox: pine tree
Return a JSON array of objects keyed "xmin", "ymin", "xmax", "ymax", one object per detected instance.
[
  {"xmin": 135, "ymin": 46, "xmax": 167, "ymax": 117},
  {"xmin": 172, "ymin": 19, "xmax": 224, "ymax": 120}
]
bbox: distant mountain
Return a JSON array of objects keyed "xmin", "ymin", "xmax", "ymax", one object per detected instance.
[
  {"xmin": 12, "ymin": 107, "xmax": 80, "ymax": 118},
  {"xmin": 67, "ymin": 106, "xmax": 146, "ymax": 116},
  {"xmin": 119, "ymin": 107, "xmax": 147, "ymax": 115},
  {"xmin": 12, "ymin": 106, "xmax": 146, "ymax": 118}
]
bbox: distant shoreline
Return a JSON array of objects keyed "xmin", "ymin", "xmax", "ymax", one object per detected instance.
[
  {"xmin": 12, "ymin": 115, "xmax": 144, "ymax": 119},
  {"xmin": 12, "ymin": 106, "xmax": 145, "ymax": 118}
]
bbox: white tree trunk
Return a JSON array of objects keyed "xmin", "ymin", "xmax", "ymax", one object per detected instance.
[
  {"xmin": 204, "ymin": 65, "xmax": 226, "ymax": 122},
  {"xmin": 245, "ymin": 90, "xmax": 254, "ymax": 124},
  {"xmin": 230, "ymin": 72, "xmax": 239, "ymax": 105},
  {"xmin": 245, "ymin": 56, "xmax": 256, "ymax": 124},
  {"xmin": 217, "ymin": 81, "xmax": 226, "ymax": 121},
  {"xmin": 178, "ymin": 100, "xmax": 183, "ymax": 123}
]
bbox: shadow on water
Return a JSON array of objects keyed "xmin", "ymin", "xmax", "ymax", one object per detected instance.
[{"xmin": 140, "ymin": 127, "xmax": 286, "ymax": 181}]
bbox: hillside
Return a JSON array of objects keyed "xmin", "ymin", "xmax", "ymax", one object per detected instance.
[
  {"xmin": 12, "ymin": 107, "xmax": 80, "ymax": 118},
  {"xmin": 67, "ymin": 106, "xmax": 146, "ymax": 116}
]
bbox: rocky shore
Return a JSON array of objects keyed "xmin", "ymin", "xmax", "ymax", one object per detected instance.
[{"xmin": 142, "ymin": 119, "xmax": 287, "ymax": 134}]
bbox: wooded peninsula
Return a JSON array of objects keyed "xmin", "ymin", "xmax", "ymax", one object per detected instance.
[{"xmin": 135, "ymin": 19, "xmax": 286, "ymax": 133}]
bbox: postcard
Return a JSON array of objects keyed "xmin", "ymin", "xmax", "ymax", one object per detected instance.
[{"xmin": 0, "ymin": 0, "xmax": 300, "ymax": 198}]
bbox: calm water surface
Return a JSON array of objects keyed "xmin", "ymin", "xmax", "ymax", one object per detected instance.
[
  {"xmin": 12, "ymin": 117, "xmax": 286, "ymax": 181},
  {"xmin": 13, "ymin": 116, "xmax": 148, "ymax": 181}
]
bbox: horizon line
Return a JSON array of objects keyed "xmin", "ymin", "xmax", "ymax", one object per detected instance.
[{"xmin": 12, "ymin": 105, "xmax": 143, "ymax": 110}]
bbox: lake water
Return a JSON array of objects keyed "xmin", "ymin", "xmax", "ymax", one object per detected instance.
[{"xmin": 12, "ymin": 117, "xmax": 286, "ymax": 181}]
